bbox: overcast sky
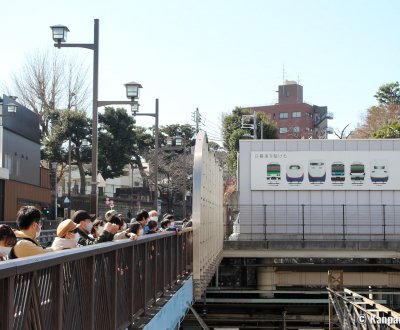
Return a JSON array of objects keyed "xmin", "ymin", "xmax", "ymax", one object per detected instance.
[{"xmin": 1, "ymin": 0, "xmax": 399, "ymax": 142}]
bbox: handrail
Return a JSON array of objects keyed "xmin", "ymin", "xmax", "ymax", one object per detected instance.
[
  {"xmin": 224, "ymin": 204, "xmax": 400, "ymax": 242},
  {"xmin": 0, "ymin": 229, "xmax": 193, "ymax": 330},
  {"xmin": 328, "ymin": 287, "xmax": 400, "ymax": 329}
]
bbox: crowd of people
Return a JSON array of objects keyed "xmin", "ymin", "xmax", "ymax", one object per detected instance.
[{"xmin": 0, "ymin": 205, "xmax": 192, "ymax": 261}]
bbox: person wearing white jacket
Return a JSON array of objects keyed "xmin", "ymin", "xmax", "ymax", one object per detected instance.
[{"xmin": 52, "ymin": 219, "xmax": 79, "ymax": 250}]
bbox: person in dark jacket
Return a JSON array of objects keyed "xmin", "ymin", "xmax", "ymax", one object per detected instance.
[
  {"xmin": 145, "ymin": 220, "xmax": 158, "ymax": 235},
  {"xmin": 72, "ymin": 210, "xmax": 117, "ymax": 246}
]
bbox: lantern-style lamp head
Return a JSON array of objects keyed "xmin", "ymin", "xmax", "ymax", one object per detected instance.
[
  {"xmin": 6, "ymin": 103, "xmax": 17, "ymax": 114},
  {"xmin": 125, "ymin": 81, "xmax": 143, "ymax": 99},
  {"xmin": 166, "ymin": 137, "xmax": 173, "ymax": 146},
  {"xmin": 131, "ymin": 103, "xmax": 140, "ymax": 115},
  {"xmin": 175, "ymin": 136, "xmax": 183, "ymax": 146},
  {"xmin": 50, "ymin": 24, "xmax": 70, "ymax": 43}
]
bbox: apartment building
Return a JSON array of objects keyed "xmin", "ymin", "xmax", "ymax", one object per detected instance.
[{"xmin": 247, "ymin": 81, "xmax": 332, "ymax": 139}]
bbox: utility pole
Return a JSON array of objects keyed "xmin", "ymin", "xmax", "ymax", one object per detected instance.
[
  {"xmin": 192, "ymin": 108, "xmax": 201, "ymax": 133},
  {"xmin": 253, "ymin": 111, "xmax": 257, "ymax": 139},
  {"xmin": 261, "ymin": 121, "xmax": 264, "ymax": 139}
]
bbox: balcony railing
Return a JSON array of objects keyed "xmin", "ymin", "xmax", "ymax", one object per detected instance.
[{"xmin": 314, "ymin": 111, "xmax": 334, "ymax": 126}]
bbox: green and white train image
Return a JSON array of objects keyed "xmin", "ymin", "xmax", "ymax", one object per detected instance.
[{"xmin": 266, "ymin": 163, "xmax": 281, "ymax": 182}]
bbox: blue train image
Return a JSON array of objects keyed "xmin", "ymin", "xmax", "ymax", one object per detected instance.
[
  {"xmin": 331, "ymin": 162, "xmax": 345, "ymax": 182},
  {"xmin": 286, "ymin": 164, "xmax": 304, "ymax": 183}
]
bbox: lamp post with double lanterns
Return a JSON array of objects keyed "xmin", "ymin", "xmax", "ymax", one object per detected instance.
[{"xmin": 50, "ymin": 19, "xmax": 140, "ymax": 215}]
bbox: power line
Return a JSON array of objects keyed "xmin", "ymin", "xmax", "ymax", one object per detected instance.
[
  {"xmin": 201, "ymin": 121, "xmax": 221, "ymax": 132},
  {"xmin": 201, "ymin": 124, "xmax": 221, "ymax": 137},
  {"xmin": 201, "ymin": 117, "xmax": 221, "ymax": 131},
  {"xmin": 204, "ymin": 131, "xmax": 223, "ymax": 141},
  {"xmin": 200, "ymin": 118, "xmax": 222, "ymax": 137}
]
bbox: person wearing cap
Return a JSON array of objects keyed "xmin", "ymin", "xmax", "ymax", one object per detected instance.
[
  {"xmin": 160, "ymin": 218, "xmax": 170, "ymax": 231},
  {"xmin": 161, "ymin": 214, "xmax": 182, "ymax": 234},
  {"xmin": 9, "ymin": 206, "xmax": 54, "ymax": 259},
  {"xmin": 105, "ymin": 209, "xmax": 118, "ymax": 221},
  {"xmin": 51, "ymin": 219, "xmax": 79, "ymax": 250},
  {"xmin": 91, "ymin": 219, "xmax": 106, "ymax": 239},
  {"xmin": 108, "ymin": 215, "xmax": 138, "ymax": 240},
  {"xmin": 72, "ymin": 210, "xmax": 117, "ymax": 246},
  {"xmin": 163, "ymin": 214, "xmax": 176, "ymax": 226}
]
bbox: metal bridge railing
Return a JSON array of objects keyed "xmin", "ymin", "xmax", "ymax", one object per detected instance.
[
  {"xmin": 225, "ymin": 204, "xmax": 400, "ymax": 241},
  {"xmin": 0, "ymin": 230, "xmax": 192, "ymax": 330},
  {"xmin": 328, "ymin": 287, "xmax": 400, "ymax": 329}
]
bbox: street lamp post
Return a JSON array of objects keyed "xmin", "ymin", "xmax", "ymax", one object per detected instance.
[
  {"xmin": 51, "ymin": 20, "xmax": 99, "ymax": 215},
  {"xmin": 51, "ymin": 162, "xmax": 57, "ymax": 219},
  {"xmin": 132, "ymin": 99, "xmax": 159, "ymax": 210},
  {"xmin": 50, "ymin": 20, "xmax": 139, "ymax": 215},
  {"xmin": 68, "ymin": 137, "xmax": 72, "ymax": 200}
]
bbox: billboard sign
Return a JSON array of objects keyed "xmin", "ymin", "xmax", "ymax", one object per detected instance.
[{"xmin": 250, "ymin": 151, "xmax": 400, "ymax": 190}]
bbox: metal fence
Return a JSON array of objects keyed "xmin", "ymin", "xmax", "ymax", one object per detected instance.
[
  {"xmin": 192, "ymin": 131, "xmax": 224, "ymax": 300},
  {"xmin": 0, "ymin": 230, "xmax": 192, "ymax": 330},
  {"xmin": 225, "ymin": 204, "xmax": 400, "ymax": 241}
]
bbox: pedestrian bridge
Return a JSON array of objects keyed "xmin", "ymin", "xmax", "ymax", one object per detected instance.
[
  {"xmin": 2, "ymin": 133, "xmax": 400, "ymax": 329},
  {"xmin": 0, "ymin": 131, "xmax": 224, "ymax": 329}
]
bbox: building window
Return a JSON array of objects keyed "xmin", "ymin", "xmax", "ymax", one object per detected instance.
[
  {"xmin": 279, "ymin": 112, "xmax": 288, "ymax": 119},
  {"xmin": 293, "ymin": 126, "xmax": 300, "ymax": 133},
  {"xmin": 292, "ymin": 112, "xmax": 301, "ymax": 118},
  {"xmin": 279, "ymin": 127, "xmax": 288, "ymax": 134},
  {"xmin": 4, "ymin": 154, "xmax": 13, "ymax": 175},
  {"xmin": 285, "ymin": 90, "xmax": 290, "ymax": 97},
  {"xmin": 15, "ymin": 158, "xmax": 20, "ymax": 177}
]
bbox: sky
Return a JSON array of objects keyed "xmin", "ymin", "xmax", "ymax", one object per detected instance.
[{"xmin": 1, "ymin": 0, "xmax": 400, "ymax": 143}]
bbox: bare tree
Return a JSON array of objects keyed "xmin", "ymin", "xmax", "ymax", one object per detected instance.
[
  {"xmin": 351, "ymin": 104, "xmax": 400, "ymax": 138},
  {"xmin": 8, "ymin": 49, "xmax": 90, "ymax": 138},
  {"xmin": 149, "ymin": 150, "xmax": 193, "ymax": 213},
  {"xmin": 334, "ymin": 124, "xmax": 353, "ymax": 139}
]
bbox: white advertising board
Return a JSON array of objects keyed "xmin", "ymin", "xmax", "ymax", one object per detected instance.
[{"xmin": 250, "ymin": 151, "xmax": 400, "ymax": 191}]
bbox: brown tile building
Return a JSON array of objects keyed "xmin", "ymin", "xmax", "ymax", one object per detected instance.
[
  {"xmin": 0, "ymin": 95, "xmax": 51, "ymax": 221},
  {"xmin": 247, "ymin": 81, "xmax": 332, "ymax": 139}
]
